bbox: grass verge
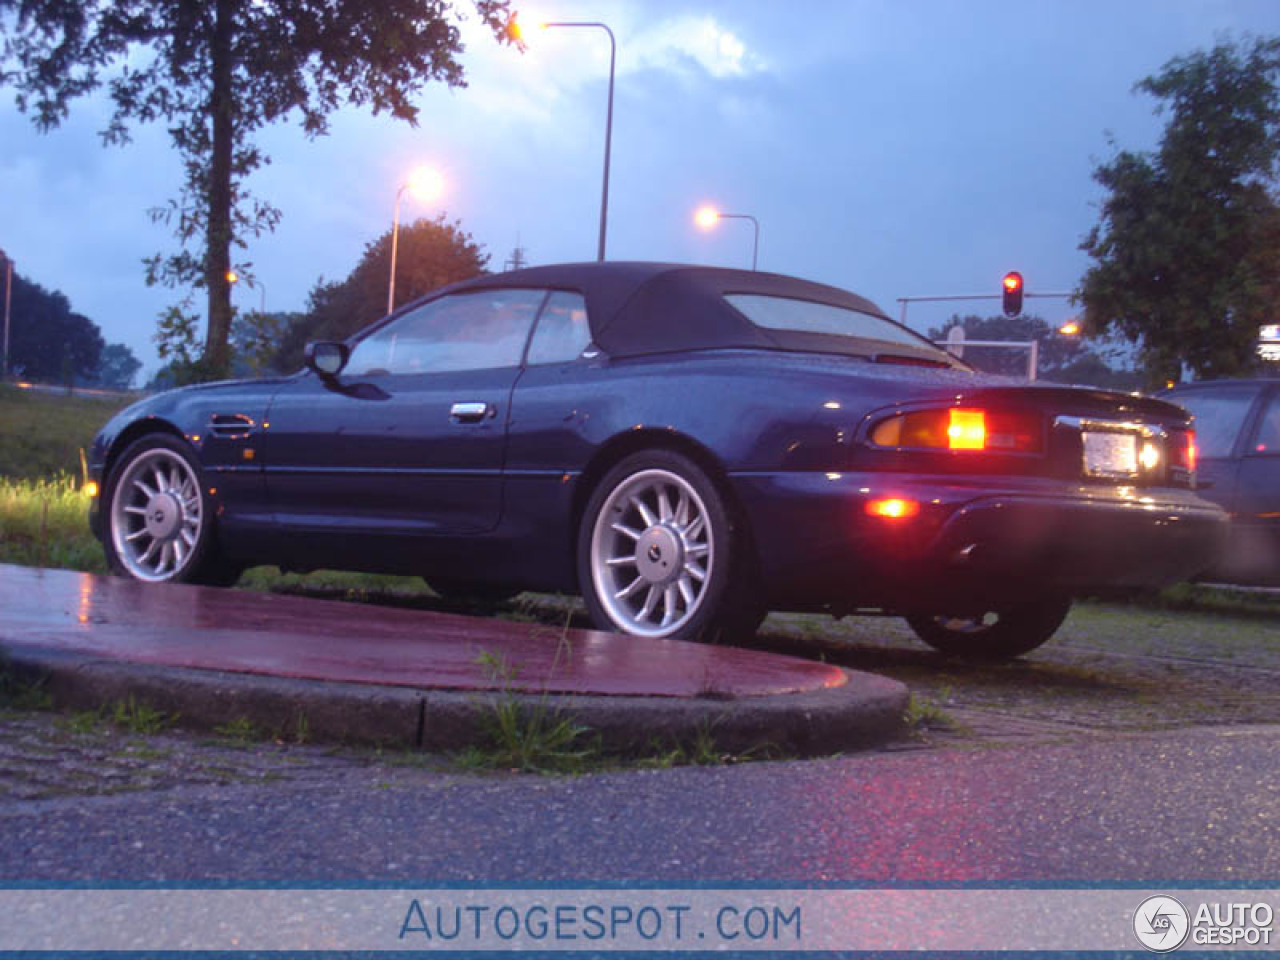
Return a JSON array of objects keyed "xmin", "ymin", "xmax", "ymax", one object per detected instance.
[
  {"xmin": 0, "ymin": 383, "xmax": 133, "ymax": 480},
  {"xmin": 0, "ymin": 474, "xmax": 104, "ymax": 572}
]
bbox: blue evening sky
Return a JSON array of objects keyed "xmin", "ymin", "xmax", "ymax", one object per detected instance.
[{"xmin": 3, "ymin": 0, "xmax": 1280, "ymax": 376}]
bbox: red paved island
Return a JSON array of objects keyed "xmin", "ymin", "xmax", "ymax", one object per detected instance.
[{"xmin": 0, "ymin": 565, "xmax": 846, "ymax": 698}]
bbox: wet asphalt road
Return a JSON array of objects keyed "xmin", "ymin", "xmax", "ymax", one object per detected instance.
[{"xmin": 4, "ymin": 724, "xmax": 1277, "ymax": 883}]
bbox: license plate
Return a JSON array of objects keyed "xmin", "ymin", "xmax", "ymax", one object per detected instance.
[{"xmin": 1082, "ymin": 430, "xmax": 1138, "ymax": 478}]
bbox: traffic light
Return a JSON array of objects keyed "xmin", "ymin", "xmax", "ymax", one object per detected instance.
[{"xmin": 1001, "ymin": 271, "xmax": 1024, "ymax": 317}]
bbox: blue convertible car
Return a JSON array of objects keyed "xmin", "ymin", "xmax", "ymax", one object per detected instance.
[{"xmin": 88, "ymin": 262, "xmax": 1228, "ymax": 659}]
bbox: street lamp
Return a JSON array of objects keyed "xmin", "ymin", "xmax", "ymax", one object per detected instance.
[
  {"xmin": 0, "ymin": 248, "xmax": 11, "ymax": 380},
  {"xmin": 388, "ymin": 165, "xmax": 444, "ymax": 315},
  {"xmin": 518, "ymin": 17, "xmax": 616, "ymax": 262},
  {"xmin": 694, "ymin": 206, "xmax": 760, "ymax": 271},
  {"xmin": 227, "ymin": 270, "xmax": 266, "ymax": 315}
]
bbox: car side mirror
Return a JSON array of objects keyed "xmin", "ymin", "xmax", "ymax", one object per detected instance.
[{"xmin": 304, "ymin": 341, "xmax": 349, "ymax": 379}]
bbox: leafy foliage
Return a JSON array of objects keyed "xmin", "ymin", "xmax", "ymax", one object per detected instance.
[
  {"xmin": 230, "ymin": 310, "xmax": 294, "ymax": 376},
  {"xmin": 273, "ymin": 216, "xmax": 489, "ymax": 372},
  {"xmin": 1079, "ymin": 37, "xmax": 1280, "ymax": 387},
  {"xmin": 150, "ymin": 299, "xmax": 206, "ymax": 386},
  {"xmin": 95, "ymin": 343, "xmax": 141, "ymax": 390},
  {"xmin": 0, "ymin": 0, "xmax": 515, "ymax": 379},
  {"xmin": 3, "ymin": 271, "xmax": 104, "ymax": 382}
]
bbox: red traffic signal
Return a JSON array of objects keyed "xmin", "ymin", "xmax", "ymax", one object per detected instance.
[{"xmin": 1001, "ymin": 271, "xmax": 1024, "ymax": 317}]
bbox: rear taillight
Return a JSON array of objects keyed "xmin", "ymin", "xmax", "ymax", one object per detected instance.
[
  {"xmin": 1168, "ymin": 428, "xmax": 1197, "ymax": 474},
  {"xmin": 865, "ymin": 497, "xmax": 921, "ymax": 519},
  {"xmin": 870, "ymin": 407, "xmax": 1042, "ymax": 454}
]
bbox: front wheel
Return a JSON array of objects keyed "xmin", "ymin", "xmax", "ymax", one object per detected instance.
[
  {"xmin": 905, "ymin": 596, "xmax": 1072, "ymax": 661},
  {"xmin": 577, "ymin": 450, "xmax": 763, "ymax": 643},
  {"xmin": 103, "ymin": 434, "xmax": 238, "ymax": 586}
]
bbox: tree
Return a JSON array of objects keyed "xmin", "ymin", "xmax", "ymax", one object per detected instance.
[
  {"xmin": 5, "ymin": 271, "xmax": 104, "ymax": 382},
  {"xmin": 273, "ymin": 215, "xmax": 489, "ymax": 372},
  {"xmin": 0, "ymin": 0, "xmax": 514, "ymax": 380},
  {"xmin": 230, "ymin": 309, "xmax": 298, "ymax": 376},
  {"xmin": 1079, "ymin": 37, "xmax": 1280, "ymax": 387},
  {"xmin": 96, "ymin": 342, "xmax": 141, "ymax": 390}
]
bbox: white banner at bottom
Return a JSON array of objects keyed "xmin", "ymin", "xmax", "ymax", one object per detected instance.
[{"xmin": 2, "ymin": 888, "xmax": 1278, "ymax": 952}]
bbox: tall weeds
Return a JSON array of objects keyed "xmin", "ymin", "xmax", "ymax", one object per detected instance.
[{"xmin": 0, "ymin": 474, "xmax": 103, "ymax": 573}]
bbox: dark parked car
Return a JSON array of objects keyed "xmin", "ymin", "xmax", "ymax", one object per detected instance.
[
  {"xmin": 89, "ymin": 262, "xmax": 1227, "ymax": 659},
  {"xmin": 1159, "ymin": 379, "xmax": 1280, "ymax": 585}
]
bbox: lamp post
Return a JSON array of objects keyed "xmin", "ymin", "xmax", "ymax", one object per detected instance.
[
  {"xmin": 541, "ymin": 20, "xmax": 616, "ymax": 262},
  {"xmin": 694, "ymin": 206, "xmax": 760, "ymax": 270},
  {"xmin": 0, "ymin": 248, "xmax": 10, "ymax": 379},
  {"xmin": 388, "ymin": 166, "xmax": 444, "ymax": 315}
]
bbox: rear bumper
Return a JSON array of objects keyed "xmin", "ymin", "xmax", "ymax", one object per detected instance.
[{"xmin": 732, "ymin": 472, "xmax": 1230, "ymax": 610}]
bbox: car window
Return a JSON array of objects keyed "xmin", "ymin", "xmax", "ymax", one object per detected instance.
[
  {"xmin": 725, "ymin": 293, "xmax": 948, "ymax": 356},
  {"xmin": 1167, "ymin": 386, "xmax": 1261, "ymax": 458},
  {"xmin": 526, "ymin": 291, "xmax": 591, "ymax": 365},
  {"xmin": 1252, "ymin": 392, "xmax": 1280, "ymax": 455},
  {"xmin": 346, "ymin": 289, "xmax": 547, "ymax": 376}
]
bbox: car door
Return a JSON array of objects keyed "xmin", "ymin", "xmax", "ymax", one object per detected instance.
[
  {"xmin": 261, "ymin": 288, "xmax": 548, "ymax": 554},
  {"xmin": 1231, "ymin": 385, "xmax": 1280, "ymax": 584}
]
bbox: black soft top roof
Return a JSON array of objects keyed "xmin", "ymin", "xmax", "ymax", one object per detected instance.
[{"xmin": 436, "ymin": 261, "xmax": 913, "ymax": 360}]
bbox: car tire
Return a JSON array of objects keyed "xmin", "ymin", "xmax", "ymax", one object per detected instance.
[
  {"xmin": 905, "ymin": 596, "xmax": 1071, "ymax": 661},
  {"xmin": 578, "ymin": 449, "xmax": 764, "ymax": 643},
  {"xmin": 103, "ymin": 434, "xmax": 240, "ymax": 586}
]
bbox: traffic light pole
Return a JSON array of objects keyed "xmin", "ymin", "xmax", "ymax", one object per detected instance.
[{"xmin": 896, "ymin": 291, "xmax": 1073, "ymax": 328}]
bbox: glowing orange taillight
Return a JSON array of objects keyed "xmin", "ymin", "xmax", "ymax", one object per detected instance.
[
  {"xmin": 870, "ymin": 407, "xmax": 1040, "ymax": 453},
  {"xmin": 946, "ymin": 409, "xmax": 986, "ymax": 450},
  {"xmin": 866, "ymin": 497, "xmax": 921, "ymax": 519},
  {"xmin": 1187, "ymin": 431, "xmax": 1198, "ymax": 472}
]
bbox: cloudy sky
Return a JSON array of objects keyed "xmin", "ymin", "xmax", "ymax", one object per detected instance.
[{"xmin": 3, "ymin": 0, "xmax": 1280, "ymax": 377}]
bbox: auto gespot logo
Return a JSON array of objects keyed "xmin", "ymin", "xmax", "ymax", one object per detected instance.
[{"xmin": 1134, "ymin": 895, "xmax": 1275, "ymax": 951}]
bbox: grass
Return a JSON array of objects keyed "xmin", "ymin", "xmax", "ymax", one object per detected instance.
[
  {"xmin": 903, "ymin": 688, "xmax": 956, "ymax": 737},
  {"xmin": 213, "ymin": 715, "xmax": 260, "ymax": 745},
  {"xmin": 0, "ymin": 473, "xmax": 104, "ymax": 572},
  {"xmin": 458, "ymin": 649, "xmax": 601, "ymax": 774},
  {"xmin": 0, "ymin": 383, "xmax": 133, "ymax": 480},
  {"xmin": 109, "ymin": 695, "xmax": 177, "ymax": 734},
  {"xmin": 0, "ymin": 660, "xmax": 53, "ymax": 711}
]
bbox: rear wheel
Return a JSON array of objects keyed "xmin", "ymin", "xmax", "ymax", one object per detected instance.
[
  {"xmin": 578, "ymin": 449, "xmax": 764, "ymax": 643},
  {"xmin": 905, "ymin": 596, "xmax": 1071, "ymax": 661},
  {"xmin": 103, "ymin": 434, "xmax": 239, "ymax": 586}
]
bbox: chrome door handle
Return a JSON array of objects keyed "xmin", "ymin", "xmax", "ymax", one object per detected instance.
[{"xmin": 450, "ymin": 402, "xmax": 493, "ymax": 423}]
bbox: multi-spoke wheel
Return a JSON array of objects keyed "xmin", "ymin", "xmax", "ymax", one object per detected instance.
[
  {"xmin": 103, "ymin": 435, "xmax": 235, "ymax": 585},
  {"xmin": 578, "ymin": 450, "xmax": 763, "ymax": 642},
  {"xmin": 905, "ymin": 596, "xmax": 1072, "ymax": 661}
]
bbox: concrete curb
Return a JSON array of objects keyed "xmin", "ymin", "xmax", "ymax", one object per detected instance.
[{"xmin": 3, "ymin": 646, "xmax": 910, "ymax": 758}]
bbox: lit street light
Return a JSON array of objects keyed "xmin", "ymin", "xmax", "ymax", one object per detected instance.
[
  {"xmin": 1058, "ymin": 319, "xmax": 1082, "ymax": 337},
  {"xmin": 694, "ymin": 206, "xmax": 760, "ymax": 271},
  {"xmin": 515, "ymin": 16, "xmax": 616, "ymax": 262},
  {"xmin": 388, "ymin": 165, "xmax": 444, "ymax": 315},
  {"xmin": 227, "ymin": 270, "xmax": 266, "ymax": 315},
  {"xmin": 0, "ymin": 248, "xmax": 11, "ymax": 380}
]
